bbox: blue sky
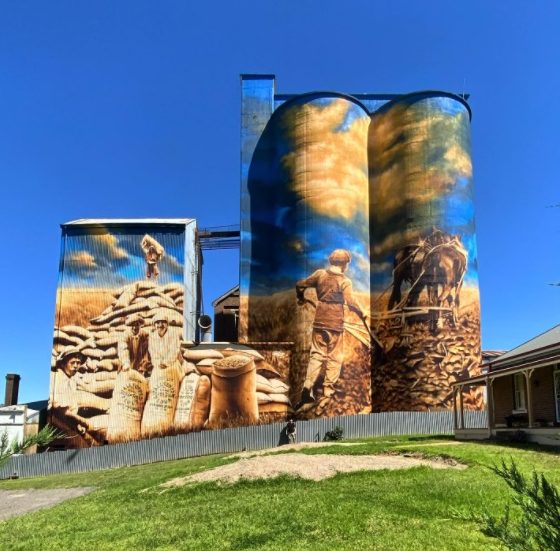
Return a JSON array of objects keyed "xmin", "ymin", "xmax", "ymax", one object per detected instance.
[{"xmin": 1, "ymin": 1, "xmax": 559, "ymax": 402}]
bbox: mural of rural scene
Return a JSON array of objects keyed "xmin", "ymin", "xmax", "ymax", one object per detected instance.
[
  {"xmin": 368, "ymin": 95, "xmax": 483, "ymax": 411},
  {"xmin": 49, "ymin": 224, "xmax": 294, "ymax": 447},
  {"xmin": 240, "ymin": 95, "xmax": 374, "ymax": 419}
]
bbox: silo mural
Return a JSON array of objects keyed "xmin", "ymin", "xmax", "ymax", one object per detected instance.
[
  {"xmin": 49, "ymin": 220, "xmax": 199, "ymax": 447},
  {"xmin": 368, "ymin": 93, "xmax": 483, "ymax": 411},
  {"xmin": 240, "ymin": 94, "xmax": 374, "ymax": 418}
]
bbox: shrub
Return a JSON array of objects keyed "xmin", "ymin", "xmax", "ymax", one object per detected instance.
[
  {"xmin": 0, "ymin": 425, "xmax": 61, "ymax": 469},
  {"xmin": 473, "ymin": 460, "xmax": 560, "ymax": 550},
  {"xmin": 323, "ymin": 426, "xmax": 344, "ymax": 441}
]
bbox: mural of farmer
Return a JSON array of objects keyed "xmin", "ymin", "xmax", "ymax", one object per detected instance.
[
  {"xmin": 295, "ymin": 249, "xmax": 366, "ymax": 410},
  {"xmin": 118, "ymin": 313, "xmax": 151, "ymax": 376},
  {"xmin": 141, "ymin": 234, "xmax": 164, "ymax": 279}
]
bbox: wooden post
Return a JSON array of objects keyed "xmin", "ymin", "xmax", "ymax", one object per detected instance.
[
  {"xmin": 459, "ymin": 384, "xmax": 465, "ymax": 430},
  {"xmin": 453, "ymin": 386, "xmax": 458, "ymax": 431},
  {"xmin": 525, "ymin": 369, "xmax": 534, "ymax": 428},
  {"xmin": 486, "ymin": 377, "xmax": 494, "ymax": 438}
]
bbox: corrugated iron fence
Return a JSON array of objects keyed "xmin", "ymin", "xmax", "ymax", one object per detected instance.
[{"xmin": 0, "ymin": 410, "xmax": 486, "ymax": 479}]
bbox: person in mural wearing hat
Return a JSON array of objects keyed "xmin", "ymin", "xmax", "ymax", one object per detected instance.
[
  {"xmin": 49, "ymin": 347, "xmax": 111, "ymax": 444},
  {"xmin": 148, "ymin": 311, "xmax": 183, "ymax": 370},
  {"xmin": 51, "ymin": 348, "xmax": 111, "ymax": 411},
  {"xmin": 295, "ymin": 249, "xmax": 366, "ymax": 411},
  {"xmin": 118, "ymin": 313, "xmax": 152, "ymax": 376}
]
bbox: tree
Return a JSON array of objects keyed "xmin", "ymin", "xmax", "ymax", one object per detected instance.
[{"xmin": 0, "ymin": 425, "xmax": 61, "ymax": 469}]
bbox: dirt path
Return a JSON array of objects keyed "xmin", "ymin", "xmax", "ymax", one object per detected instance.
[
  {"xmin": 163, "ymin": 452, "xmax": 465, "ymax": 487},
  {"xmin": 0, "ymin": 488, "xmax": 94, "ymax": 521}
]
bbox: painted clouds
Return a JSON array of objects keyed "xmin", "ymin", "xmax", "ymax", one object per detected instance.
[
  {"xmin": 62, "ymin": 228, "xmax": 185, "ymax": 286},
  {"xmin": 369, "ymin": 97, "xmax": 477, "ymax": 285}
]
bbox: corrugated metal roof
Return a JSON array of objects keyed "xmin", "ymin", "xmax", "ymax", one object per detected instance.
[
  {"xmin": 491, "ymin": 323, "xmax": 560, "ymax": 365},
  {"xmin": 62, "ymin": 218, "xmax": 195, "ymax": 227}
]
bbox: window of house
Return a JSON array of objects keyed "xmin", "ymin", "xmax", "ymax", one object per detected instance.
[{"xmin": 513, "ymin": 373, "xmax": 527, "ymax": 412}]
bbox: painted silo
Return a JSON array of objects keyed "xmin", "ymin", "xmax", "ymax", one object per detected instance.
[
  {"xmin": 240, "ymin": 93, "xmax": 373, "ymax": 418},
  {"xmin": 48, "ymin": 218, "xmax": 201, "ymax": 448},
  {"xmin": 368, "ymin": 93, "xmax": 482, "ymax": 411}
]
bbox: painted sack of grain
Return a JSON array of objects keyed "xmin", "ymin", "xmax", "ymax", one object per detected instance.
[
  {"xmin": 174, "ymin": 373, "xmax": 211, "ymax": 432},
  {"xmin": 107, "ymin": 369, "xmax": 149, "ymax": 443},
  {"xmin": 209, "ymin": 354, "xmax": 258, "ymax": 427},
  {"xmin": 141, "ymin": 363, "xmax": 185, "ymax": 438}
]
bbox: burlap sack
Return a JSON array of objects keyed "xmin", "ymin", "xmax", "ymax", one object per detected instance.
[
  {"xmin": 106, "ymin": 370, "xmax": 149, "ymax": 444},
  {"xmin": 160, "ymin": 282, "xmax": 183, "ymax": 295},
  {"xmin": 53, "ymin": 331, "xmax": 81, "ymax": 347},
  {"xmin": 258, "ymin": 402, "xmax": 290, "ymax": 414},
  {"xmin": 82, "ymin": 348, "xmax": 104, "ymax": 360},
  {"xmin": 61, "ymin": 325, "xmax": 92, "ymax": 340},
  {"xmin": 184, "ymin": 349, "xmax": 224, "ymax": 362},
  {"xmin": 256, "ymin": 374, "xmax": 289, "ymax": 394},
  {"xmin": 95, "ymin": 335, "xmax": 121, "ymax": 348},
  {"xmin": 174, "ymin": 373, "xmax": 211, "ymax": 432},
  {"xmin": 208, "ymin": 355, "xmax": 259, "ymax": 428},
  {"xmin": 221, "ymin": 348, "xmax": 264, "ymax": 361},
  {"xmin": 195, "ymin": 365, "xmax": 213, "ymax": 377},
  {"xmin": 141, "ymin": 363, "xmax": 185, "ymax": 438},
  {"xmin": 113, "ymin": 283, "xmax": 139, "ymax": 309}
]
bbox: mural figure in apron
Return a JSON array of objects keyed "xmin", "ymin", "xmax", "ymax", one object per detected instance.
[
  {"xmin": 295, "ymin": 249, "xmax": 366, "ymax": 412},
  {"xmin": 118, "ymin": 314, "xmax": 151, "ymax": 376}
]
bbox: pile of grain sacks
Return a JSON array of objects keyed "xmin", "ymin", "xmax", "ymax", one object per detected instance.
[
  {"xmin": 52, "ymin": 281, "xmax": 184, "ymax": 371},
  {"xmin": 50, "ymin": 281, "xmax": 292, "ymax": 445}
]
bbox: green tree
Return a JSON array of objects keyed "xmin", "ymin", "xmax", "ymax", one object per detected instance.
[{"xmin": 0, "ymin": 425, "xmax": 61, "ymax": 469}]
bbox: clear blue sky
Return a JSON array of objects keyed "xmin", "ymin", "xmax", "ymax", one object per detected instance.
[{"xmin": 1, "ymin": 1, "xmax": 559, "ymax": 403}]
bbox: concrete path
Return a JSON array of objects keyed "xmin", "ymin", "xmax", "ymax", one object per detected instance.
[{"xmin": 0, "ymin": 488, "xmax": 94, "ymax": 521}]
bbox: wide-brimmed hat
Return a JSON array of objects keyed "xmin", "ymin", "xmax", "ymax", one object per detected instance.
[
  {"xmin": 56, "ymin": 346, "xmax": 85, "ymax": 367},
  {"xmin": 126, "ymin": 313, "xmax": 145, "ymax": 326},
  {"xmin": 152, "ymin": 310, "xmax": 169, "ymax": 324}
]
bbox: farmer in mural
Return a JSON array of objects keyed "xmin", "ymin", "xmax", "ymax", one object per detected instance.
[
  {"xmin": 118, "ymin": 313, "xmax": 151, "ymax": 376},
  {"xmin": 295, "ymin": 249, "xmax": 366, "ymax": 410},
  {"xmin": 148, "ymin": 311, "xmax": 182, "ymax": 370},
  {"xmin": 141, "ymin": 234, "xmax": 164, "ymax": 279}
]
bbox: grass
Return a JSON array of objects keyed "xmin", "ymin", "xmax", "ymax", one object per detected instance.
[{"xmin": 1, "ymin": 436, "xmax": 559, "ymax": 550}]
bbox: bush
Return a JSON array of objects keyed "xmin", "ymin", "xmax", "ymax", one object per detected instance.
[
  {"xmin": 473, "ymin": 460, "xmax": 560, "ymax": 550},
  {"xmin": 0, "ymin": 425, "xmax": 61, "ymax": 469},
  {"xmin": 323, "ymin": 426, "xmax": 343, "ymax": 441}
]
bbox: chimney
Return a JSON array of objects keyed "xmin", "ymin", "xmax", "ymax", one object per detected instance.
[{"xmin": 4, "ymin": 374, "xmax": 20, "ymax": 406}]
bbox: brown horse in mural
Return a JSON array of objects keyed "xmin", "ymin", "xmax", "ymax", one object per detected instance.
[{"xmin": 388, "ymin": 230, "xmax": 467, "ymax": 332}]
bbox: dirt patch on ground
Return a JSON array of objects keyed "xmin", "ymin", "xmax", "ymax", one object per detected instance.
[
  {"xmin": 0, "ymin": 488, "xmax": 94, "ymax": 521},
  {"xmin": 228, "ymin": 442, "xmax": 363, "ymax": 459},
  {"xmin": 163, "ymin": 452, "xmax": 465, "ymax": 487}
]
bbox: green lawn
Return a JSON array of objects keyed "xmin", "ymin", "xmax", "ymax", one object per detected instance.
[{"xmin": 1, "ymin": 436, "xmax": 559, "ymax": 551}]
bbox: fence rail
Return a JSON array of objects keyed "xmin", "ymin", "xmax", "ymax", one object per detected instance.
[{"xmin": 0, "ymin": 409, "xmax": 487, "ymax": 479}]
